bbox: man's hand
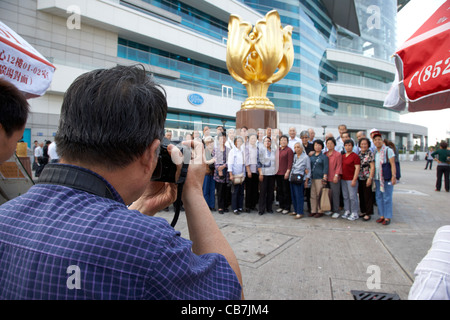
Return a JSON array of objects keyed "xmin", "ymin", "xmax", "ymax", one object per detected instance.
[
  {"xmin": 129, "ymin": 144, "xmax": 182, "ymax": 216},
  {"xmin": 181, "ymin": 140, "xmax": 207, "ymax": 202}
]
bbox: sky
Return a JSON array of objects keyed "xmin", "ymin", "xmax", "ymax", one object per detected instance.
[{"xmin": 396, "ymin": 0, "xmax": 449, "ymax": 145}]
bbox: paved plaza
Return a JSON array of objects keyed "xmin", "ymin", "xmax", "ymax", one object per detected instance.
[{"xmin": 158, "ymin": 160, "xmax": 450, "ymax": 300}]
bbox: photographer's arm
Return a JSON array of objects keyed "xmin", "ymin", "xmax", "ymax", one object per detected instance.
[{"xmin": 181, "ymin": 141, "xmax": 244, "ymax": 298}]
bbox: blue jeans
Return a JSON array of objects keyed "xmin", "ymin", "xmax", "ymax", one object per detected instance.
[
  {"xmin": 375, "ymin": 180, "xmax": 394, "ymax": 219},
  {"xmin": 290, "ymin": 182, "xmax": 304, "ymax": 214},
  {"xmin": 203, "ymin": 174, "xmax": 215, "ymax": 209}
]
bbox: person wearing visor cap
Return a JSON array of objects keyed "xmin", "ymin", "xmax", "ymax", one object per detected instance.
[{"xmin": 372, "ymin": 131, "xmax": 396, "ymax": 226}]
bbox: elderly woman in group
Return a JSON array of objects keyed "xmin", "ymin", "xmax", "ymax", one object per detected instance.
[
  {"xmin": 325, "ymin": 137, "xmax": 342, "ymax": 218},
  {"xmin": 341, "ymin": 139, "xmax": 361, "ymax": 221},
  {"xmin": 257, "ymin": 136, "xmax": 277, "ymax": 215},
  {"xmin": 276, "ymin": 135, "xmax": 294, "ymax": 214},
  {"xmin": 300, "ymin": 130, "xmax": 314, "ymax": 214},
  {"xmin": 244, "ymin": 133, "xmax": 259, "ymax": 212},
  {"xmin": 358, "ymin": 137, "xmax": 375, "ymax": 221},
  {"xmin": 213, "ymin": 132, "xmax": 230, "ymax": 214},
  {"xmin": 372, "ymin": 131, "xmax": 396, "ymax": 225},
  {"xmin": 309, "ymin": 139, "xmax": 329, "ymax": 218},
  {"xmin": 203, "ymin": 136, "xmax": 216, "ymax": 211},
  {"xmin": 228, "ymin": 136, "xmax": 246, "ymax": 215},
  {"xmin": 289, "ymin": 142, "xmax": 311, "ymax": 219}
]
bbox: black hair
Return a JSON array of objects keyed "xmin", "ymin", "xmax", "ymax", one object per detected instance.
[
  {"xmin": 0, "ymin": 79, "xmax": 29, "ymax": 137},
  {"xmin": 279, "ymin": 135, "xmax": 289, "ymax": 143},
  {"xmin": 358, "ymin": 137, "xmax": 371, "ymax": 148},
  {"xmin": 344, "ymin": 139, "xmax": 354, "ymax": 147},
  {"xmin": 55, "ymin": 65, "xmax": 167, "ymax": 169},
  {"xmin": 313, "ymin": 139, "xmax": 324, "ymax": 149},
  {"xmin": 326, "ymin": 137, "xmax": 336, "ymax": 147}
]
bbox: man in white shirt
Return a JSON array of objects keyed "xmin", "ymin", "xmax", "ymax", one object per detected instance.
[
  {"xmin": 308, "ymin": 128, "xmax": 316, "ymax": 146},
  {"xmin": 409, "ymin": 225, "xmax": 450, "ymax": 300},
  {"xmin": 48, "ymin": 141, "xmax": 60, "ymax": 163},
  {"xmin": 288, "ymin": 127, "xmax": 301, "ymax": 151},
  {"xmin": 257, "ymin": 137, "xmax": 277, "ymax": 215},
  {"xmin": 335, "ymin": 124, "xmax": 347, "ymax": 152},
  {"xmin": 34, "ymin": 142, "xmax": 43, "ymax": 165},
  {"xmin": 225, "ymin": 128, "xmax": 235, "ymax": 149}
]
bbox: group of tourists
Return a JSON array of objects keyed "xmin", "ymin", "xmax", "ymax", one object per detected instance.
[{"xmin": 168, "ymin": 123, "xmax": 400, "ymax": 225}]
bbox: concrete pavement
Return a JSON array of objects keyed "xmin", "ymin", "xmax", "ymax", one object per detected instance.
[{"xmin": 158, "ymin": 160, "xmax": 450, "ymax": 300}]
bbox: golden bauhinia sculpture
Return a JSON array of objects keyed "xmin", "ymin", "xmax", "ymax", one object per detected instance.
[{"xmin": 226, "ymin": 10, "xmax": 294, "ymax": 110}]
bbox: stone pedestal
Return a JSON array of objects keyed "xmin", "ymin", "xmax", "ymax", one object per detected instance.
[{"xmin": 236, "ymin": 108, "xmax": 278, "ymax": 130}]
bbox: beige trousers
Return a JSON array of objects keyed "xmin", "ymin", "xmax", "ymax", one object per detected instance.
[{"xmin": 310, "ymin": 179, "xmax": 324, "ymax": 214}]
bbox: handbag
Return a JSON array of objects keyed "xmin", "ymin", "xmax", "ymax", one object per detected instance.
[
  {"xmin": 290, "ymin": 173, "xmax": 304, "ymax": 184},
  {"xmin": 382, "ymin": 148, "xmax": 401, "ymax": 180},
  {"xmin": 205, "ymin": 163, "xmax": 215, "ymax": 175},
  {"xmin": 320, "ymin": 186, "xmax": 331, "ymax": 212},
  {"xmin": 232, "ymin": 173, "xmax": 245, "ymax": 185}
]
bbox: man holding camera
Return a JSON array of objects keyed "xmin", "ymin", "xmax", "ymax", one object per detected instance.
[{"xmin": 0, "ymin": 66, "xmax": 243, "ymax": 299}]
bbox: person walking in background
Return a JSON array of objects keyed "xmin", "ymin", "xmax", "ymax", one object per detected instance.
[
  {"xmin": 325, "ymin": 137, "xmax": 342, "ymax": 218},
  {"xmin": 373, "ymin": 131, "xmax": 396, "ymax": 225},
  {"xmin": 289, "ymin": 143, "xmax": 311, "ymax": 219},
  {"xmin": 244, "ymin": 133, "xmax": 259, "ymax": 212},
  {"xmin": 358, "ymin": 137, "xmax": 375, "ymax": 221},
  {"xmin": 432, "ymin": 141, "xmax": 450, "ymax": 192},
  {"xmin": 341, "ymin": 139, "xmax": 361, "ymax": 221},
  {"xmin": 48, "ymin": 141, "xmax": 60, "ymax": 163},
  {"xmin": 228, "ymin": 136, "xmax": 246, "ymax": 214},
  {"xmin": 425, "ymin": 147, "xmax": 434, "ymax": 170},
  {"xmin": 203, "ymin": 136, "xmax": 216, "ymax": 211},
  {"xmin": 309, "ymin": 140, "xmax": 328, "ymax": 218},
  {"xmin": 276, "ymin": 135, "xmax": 294, "ymax": 214},
  {"xmin": 213, "ymin": 132, "xmax": 230, "ymax": 214}
]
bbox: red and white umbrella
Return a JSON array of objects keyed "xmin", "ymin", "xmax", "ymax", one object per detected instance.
[
  {"xmin": 384, "ymin": 0, "xmax": 450, "ymax": 112},
  {"xmin": 0, "ymin": 20, "xmax": 55, "ymax": 99}
]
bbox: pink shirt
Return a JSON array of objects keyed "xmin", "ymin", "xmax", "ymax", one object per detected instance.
[{"xmin": 326, "ymin": 150, "xmax": 342, "ymax": 182}]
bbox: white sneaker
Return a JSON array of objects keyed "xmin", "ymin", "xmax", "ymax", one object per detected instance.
[
  {"xmin": 341, "ymin": 211, "xmax": 350, "ymax": 219},
  {"xmin": 276, "ymin": 208, "xmax": 283, "ymax": 213},
  {"xmin": 331, "ymin": 212, "xmax": 340, "ymax": 219},
  {"xmin": 324, "ymin": 211, "xmax": 332, "ymax": 216},
  {"xmin": 347, "ymin": 212, "xmax": 359, "ymax": 221}
]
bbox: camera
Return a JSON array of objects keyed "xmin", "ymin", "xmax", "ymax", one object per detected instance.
[{"xmin": 151, "ymin": 138, "xmax": 189, "ymax": 183}]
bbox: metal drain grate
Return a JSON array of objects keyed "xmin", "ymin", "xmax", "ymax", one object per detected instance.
[{"xmin": 351, "ymin": 290, "xmax": 401, "ymax": 300}]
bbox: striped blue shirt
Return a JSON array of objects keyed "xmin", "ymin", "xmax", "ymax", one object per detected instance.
[{"xmin": 0, "ymin": 164, "xmax": 241, "ymax": 299}]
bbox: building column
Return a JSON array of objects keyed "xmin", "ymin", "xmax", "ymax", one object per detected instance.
[
  {"xmin": 389, "ymin": 131, "xmax": 396, "ymax": 142},
  {"xmin": 408, "ymin": 133, "xmax": 414, "ymax": 150}
]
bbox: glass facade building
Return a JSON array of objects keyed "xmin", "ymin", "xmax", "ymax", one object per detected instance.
[
  {"xmin": 0, "ymin": 0, "xmax": 426, "ymax": 150},
  {"xmin": 119, "ymin": 0, "xmax": 402, "ymax": 127}
]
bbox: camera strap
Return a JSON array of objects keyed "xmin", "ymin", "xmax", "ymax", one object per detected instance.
[
  {"xmin": 171, "ymin": 162, "xmax": 189, "ymax": 227},
  {"xmin": 37, "ymin": 164, "xmax": 116, "ymax": 201},
  {"xmin": 38, "ymin": 163, "xmax": 188, "ymax": 228}
]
